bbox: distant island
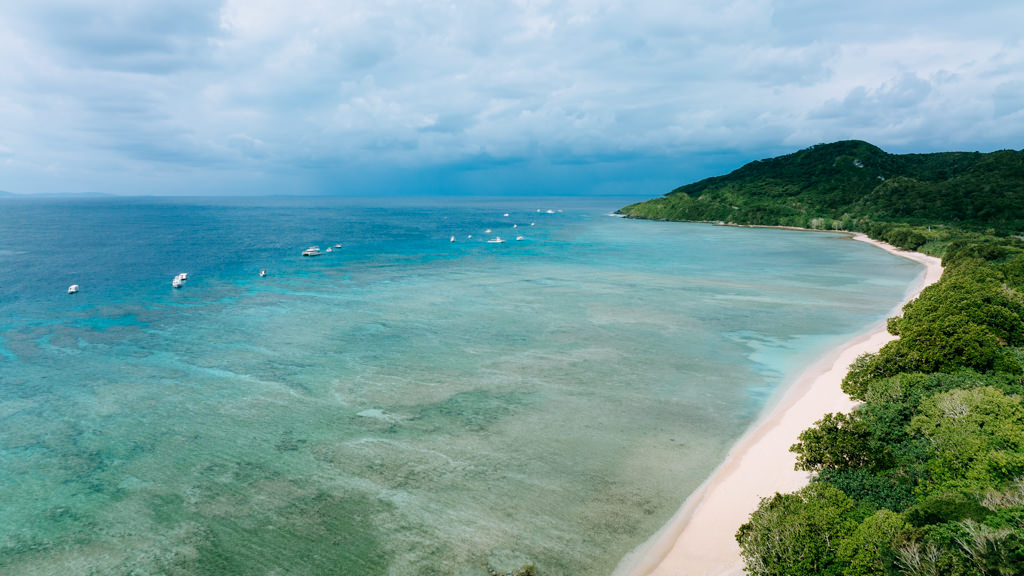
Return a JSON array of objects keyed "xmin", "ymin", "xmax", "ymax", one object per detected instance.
[{"xmin": 619, "ymin": 141, "xmax": 1024, "ymax": 575}]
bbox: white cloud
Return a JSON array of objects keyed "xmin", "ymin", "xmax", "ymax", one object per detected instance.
[{"xmin": 0, "ymin": 0, "xmax": 1022, "ymax": 194}]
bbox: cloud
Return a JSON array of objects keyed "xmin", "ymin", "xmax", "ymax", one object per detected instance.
[
  {"xmin": 993, "ymin": 81, "xmax": 1024, "ymax": 119},
  {"xmin": 7, "ymin": 1, "xmax": 222, "ymax": 73},
  {"xmin": 813, "ymin": 73, "xmax": 934, "ymax": 120},
  {"xmin": 0, "ymin": 0, "xmax": 1022, "ymax": 195}
]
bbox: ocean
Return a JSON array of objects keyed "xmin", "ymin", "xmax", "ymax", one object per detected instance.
[{"xmin": 0, "ymin": 196, "xmax": 922, "ymax": 575}]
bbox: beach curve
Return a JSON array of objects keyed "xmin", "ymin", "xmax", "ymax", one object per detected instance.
[{"xmin": 612, "ymin": 233, "xmax": 944, "ymax": 576}]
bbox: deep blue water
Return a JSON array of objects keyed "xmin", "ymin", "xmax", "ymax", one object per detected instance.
[{"xmin": 0, "ymin": 196, "xmax": 922, "ymax": 575}]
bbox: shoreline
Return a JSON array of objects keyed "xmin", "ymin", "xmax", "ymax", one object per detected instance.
[{"xmin": 612, "ymin": 232, "xmax": 944, "ymax": 576}]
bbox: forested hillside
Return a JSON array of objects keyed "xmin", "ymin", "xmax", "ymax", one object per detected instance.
[
  {"xmin": 620, "ymin": 142, "xmax": 1024, "ymax": 575},
  {"xmin": 619, "ymin": 140, "xmax": 1024, "ymax": 236}
]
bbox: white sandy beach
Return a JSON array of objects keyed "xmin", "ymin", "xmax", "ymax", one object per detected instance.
[{"xmin": 613, "ymin": 234, "xmax": 944, "ymax": 576}]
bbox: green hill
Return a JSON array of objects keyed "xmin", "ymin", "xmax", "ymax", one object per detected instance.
[{"xmin": 619, "ymin": 140, "xmax": 1024, "ymax": 234}]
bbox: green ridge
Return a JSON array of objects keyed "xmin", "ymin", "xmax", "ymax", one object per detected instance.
[{"xmin": 619, "ymin": 140, "xmax": 1024, "ymax": 235}]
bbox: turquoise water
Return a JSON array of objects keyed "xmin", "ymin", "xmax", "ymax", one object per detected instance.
[{"xmin": 0, "ymin": 197, "xmax": 922, "ymax": 575}]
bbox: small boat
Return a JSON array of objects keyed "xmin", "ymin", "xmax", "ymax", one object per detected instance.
[
  {"xmin": 450, "ymin": 236, "xmax": 456, "ymax": 242},
  {"xmin": 487, "ymin": 237, "xmax": 505, "ymax": 244},
  {"xmin": 178, "ymin": 272, "xmax": 188, "ymax": 281},
  {"xmin": 503, "ymin": 213, "xmax": 509, "ymax": 217},
  {"xmin": 513, "ymin": 224, "xmax": 518, "ymax": 229},
  {"xmin": 68, "ymin": 284, "xmax": 79, "ymax": 294},
  {"xmin": 484, "ymin": 229, "xmax": 492, "ymax": 234},
  {"xmin": 326, "ymin": 247, "xmax": 333, "ymax": 252},
  {"xmin": 530, "ymin": 222, "xmax": 535, "ymax": 226},
  {"xmin": 516, "ymin": 236, "xmax": 524, "ymax": 241},
  {"xmin": 546, "ymin": 209, "xmax": 555, "ymax": 214},
  {"xmin": 302, "ymin": 246, "xmax": 322, "ymax": 257},
  {"xmin": 172, "ymin": 276, "xmax": 183, "ymax": 288},
  {"xmin": 334, "ymin": 244, "xmax": 342, "ymax": 248},
  {"xmin": 259, "ymin": 270, "xmax": 266, "ymax": 277}
]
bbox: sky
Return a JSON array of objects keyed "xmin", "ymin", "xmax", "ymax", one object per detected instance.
[{"xmin": 1, "ymin": 0, "xmax": 1022, "ymax": 197}]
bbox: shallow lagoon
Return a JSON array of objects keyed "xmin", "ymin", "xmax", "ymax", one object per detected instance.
[{"xmin": 0, "ymin": 197, "xmax": 922, "ymax": 575}]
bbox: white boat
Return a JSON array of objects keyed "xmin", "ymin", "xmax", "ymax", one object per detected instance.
[
  {"xmin": 487, "ymin": 237, "xmax": 505, "ymax": 243},
  {"xmin": 178, "ymin": 272, "xmax": 188, "ymax": 281},
  {"xmin": 326, "ymin": 247, "xmax": 333, "ymax": 252},
  {"xmin": 503, "ymin": 213, "xmax": 509, "ymax": 217},
  {"xmin": 516, "ymin": 236, "xmax": 524, "ymax": 241},
  {"xmin": 259, "ymin": 269, "xmax": 266, "ymax": 277},
  {"xmin": 334, "ymin": 244, "xmax": 342, "ymax": 248},
  {"xmin": 302, "ymin": 246, "xmax": 322, "ymax": 257},
  {"xmin": 450, "ymin": 235, "xmax": 456, "ymax": 242},
  {"xmin": 172, "ymin": 276, "xmax": 183, "ymax": 288},
  {"xmin": 67, "ymin": 284, "xmax": 79, "ymax": 294},
  {"xmin": 484, "ymin": 229, "xmax": 492, "ymax": 234}
]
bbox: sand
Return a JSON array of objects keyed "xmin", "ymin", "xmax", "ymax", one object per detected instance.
[{"xmin": 612, "ymin": 234, "xmax": 944, "ymax": 576}]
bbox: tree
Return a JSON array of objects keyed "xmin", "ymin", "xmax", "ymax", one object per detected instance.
[
  {"xmin": 909, "ymin": 387, "xmax": 1024, "ymax": 493},
  {"xmin": 836, "ymin": 509, "xmax": 911, "ymax": 576},
  {"xmin": 897, "ymin": 314, "xmax": 1008, "ymax": 373},
  {"xmin": 791, "ymin": 412, "xmax": 886, "ymax": 472},
  {"xmin": 737, "ymin": 483, "xmax": 862, "ymax": 576}
]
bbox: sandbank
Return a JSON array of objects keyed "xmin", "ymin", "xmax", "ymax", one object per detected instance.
[{"xmin": 612, "ymin": 233, "xmax": 943, "ymax": 576}]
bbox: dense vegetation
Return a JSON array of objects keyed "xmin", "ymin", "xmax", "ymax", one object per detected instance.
[
  {"xmin": 619, "ymin": 140, "xmax": 1024, "ymax": 238},
  {"xmin": 621, "ymin": 141, "xmax": 1024, "ymax": 575}
]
